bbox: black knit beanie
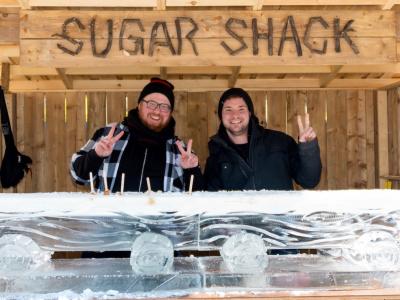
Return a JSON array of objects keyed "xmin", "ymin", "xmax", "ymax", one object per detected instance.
[
  {"xmin": 138, "ymin": 77, "xmax": 175, "ymax": 111},
  {"xmin": 217, "ymin": 88, "xmax": 254, "ymax": 119}
]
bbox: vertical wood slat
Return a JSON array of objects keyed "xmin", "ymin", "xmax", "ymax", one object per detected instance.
[
  {"xmin": 267, "ymin": 91, "xmax": 286, "ymax": 133},
  {"xmin": 187, "ymin": 92, "xmax": 208, "ymax": 169},
  {"xmin": 365, "ymin": 90, "xmax": 377, "ymax": 188},
  {"xmin": 326, "ymin": 90, "xmax": 348, "ymax": 189},
  {"xmin": 249, "ymin": 91, "xmax": 267, "ymax": 128},
  {"xmin": 207, "ymin": 91, "xmax": 221, "ymax": 140},
  {"xmin": 387, "ymin": 89, "xmax": 399, "ymax": 188},
  {"xmin": 286, "ymin": 91, "xmax": 305, "ymax": 140},
  {"xmin": 33, "ymin": 93, "xmax": 46, "ymax": 192},
  {"xmin": 377, "ymin": 90, "xmax": 389, "ymax": 189},
  {"xmin": 46, "ymin": 93, "xmax": 61, "ymax": 192},
  {"xmin": 307, "ymin": 91, "xmax": 327, "ymax": 190},
  {"xmin": 64, "ymin": 93, "xmax": 79, "ymax": 192},
  {"xmin": 346, "ymin": 90, "xmax": 368, "ymax": 188},
  {"xmin": 108, "ymin": 92, "xmax": 126, "ymax": 124},
  {"xmin": 173, "ymin": 91, "xmax": 188, "ymax": 144}
]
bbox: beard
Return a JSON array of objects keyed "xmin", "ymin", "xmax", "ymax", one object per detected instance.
[{"xmin": 139, "ymin": 111, "xmax": 171, "ymax": 132}]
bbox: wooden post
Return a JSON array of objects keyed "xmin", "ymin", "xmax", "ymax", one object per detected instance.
[
  {"xmin": 1, "ymin": 63, "xmax": 10, "ymax": 93},
  {"xmin": 377, "ymin": 90, "xmax": 389, "ymax": 189}
]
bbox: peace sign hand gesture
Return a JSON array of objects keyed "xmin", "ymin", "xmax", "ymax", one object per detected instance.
[
  {"xmin": 95, "ymin": 124, "xmax": 125, "ymax": 157},
  {"xmin": 176, "ymin": 139, "xmax": 199, "ymax": 169},
  {"xmin": 297, "ymin": 113, "xmax": 317, "ymax": 143}
]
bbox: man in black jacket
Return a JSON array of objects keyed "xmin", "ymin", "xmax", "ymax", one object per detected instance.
[
  {"xmin": 71, "ymin": 77, "xmax": 203, "ymax": 193},
  {"xmin": 204, "ymin": 88, "xmax": 321, "ymax": 191}
]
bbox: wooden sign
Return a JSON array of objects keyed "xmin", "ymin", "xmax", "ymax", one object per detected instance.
[{"xmin": 19, "ymin": 10, "xmax": 396, "ymax": 67}]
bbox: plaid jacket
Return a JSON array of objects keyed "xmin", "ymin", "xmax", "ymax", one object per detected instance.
[{"xmin": 70, "ymin": 122, "xmax": 185, "ymax": 192}]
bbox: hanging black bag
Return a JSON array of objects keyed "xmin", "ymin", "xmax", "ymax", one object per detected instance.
[{"xmin": 0, "ymin": 86, "xmax": 32, "ymax": 188}]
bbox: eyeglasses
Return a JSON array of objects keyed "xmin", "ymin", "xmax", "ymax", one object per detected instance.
[{"xmin": 141, "ymin": 99, "xmax": 171, "ymax": 113}]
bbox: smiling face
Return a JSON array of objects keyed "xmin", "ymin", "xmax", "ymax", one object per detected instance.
[
  {"xmin": 221, "ymin": 97, "xmax": 251, "ymax": 140},
  {"xmin": 138, "ymin": 92, "xmax": 172, "ymax": 132}
]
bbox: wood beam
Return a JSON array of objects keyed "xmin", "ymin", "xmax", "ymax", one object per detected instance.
[
  {"xmin": 8, "ymin": 79, "xmax": 228, "ymax": 92},
  {"xmin": 157, "ymin": 0, "xmax": 166, "ymax": 10},
  {"xmin": 167, "ymin": 66, "xmax": 232, "ymax": 75},
  {"xmin": 160, "ymin": 67, "xmax": 167, "ymax": 79},
  {"xmin": 253, "ymin": 0, "xmax": 263, "ymax": 10},
  {"xmin": 382, "ymin": 0, "xmax": 397, "ymax": 9},
  {"xmin": 10, "ymin": 66, "xmax": 58, "ymax": 77},
  {"xmin": 66, "ymin": 66, "xmax": 160, "ymax": 75},
  {"xmin": 379, "ymin": 78, "xmax": 400, "ymax": 89},
  {"xmin": 0, "ymin": 0, "xmax": 19, "ymax": 7},
  {"xmin": 319, "ymin": 65, "xmax": 343, "ymax": 88},
  {"xmin": 166, "ymin": 0, "xmax": 256, "ymax": 7},
  {"xmin": 167, "ymin": 0, "xmax": 386, "ymax": 6},
  {"xmin": 28, "ymin": 0, "xmax": 157, "ymax": 7},
  {"xmin": 1, "ymin": 62, "xmax": 10, "ymax": 92},
  {"xmin": 259, "ymin": 0, "xmax": 386, "ymax": 5},
  {"xmin": 0, "ymin": 45, "xmax": 19, "ymax": 60},
  {"xmin": 56, "ymin": 68, "xmax": 73, "ymax": 89},
  {"xmin": 17, "ymin": 0, "xmax": 30, "ymax": 8},
  {"xmin": 8, "ymin": 77, "xmax": 400, "ymax": 92},
  {"xmin": 228, "ymin": 67, "xmax": 241, "ymax": 88},
  {"xmin": 329, "ymin": 78, "xmax": 400, "ymax": 89}
]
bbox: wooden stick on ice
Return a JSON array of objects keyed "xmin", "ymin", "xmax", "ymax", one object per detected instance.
[
  {"xmin": 103, "ymin": 171, "xmax": 110, "ymax": 195},
  {"xmin": 120, "ymin": 173, "xmax": 125, "ymax": 195},
  {"xmin": 146, "ymin": 177, "xmax": 152, "ymax": 193},
  {"xmin": 89, "ymin": 172, "xmax": 95, "ymax": 194},
  {"xmin": 188, "ymin": 174, "xmax": 194, "ymax": 196},
  {"xmin": 146, "ymin": 177, "xmax": 155, "ymax": 205}
]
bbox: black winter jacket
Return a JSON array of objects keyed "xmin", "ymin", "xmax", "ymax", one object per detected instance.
[{"xmin": 204, "ymin": 118, "xmax": 322, "ymax": 191}]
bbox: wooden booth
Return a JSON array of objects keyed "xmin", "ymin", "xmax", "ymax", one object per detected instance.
[
  {"xmin": 1, "ymin": 1, "xmax": 400, "ymax": 299},
  {"xmin": 0, "ymin": 0, "xmax": 400, "ymax": 193}
]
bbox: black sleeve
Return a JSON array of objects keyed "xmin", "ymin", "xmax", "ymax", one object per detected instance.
[
  {"xmin": 72, "ymin": 150, "xmax": 104, "ymax": 182},
  {"xmin": 204, "ymin": 155, "xmax": 224, "ymax": 191},
  {"xmin": 291, "ymin": 138, "xmax": 322, "ymax": 189},
  {"xmin": 183, "ymin": 165, "xmax": 204, "ymax": 191},
  {"xmin": 70, "ymin": 128, "xmax": 105, "ymax": 185}
]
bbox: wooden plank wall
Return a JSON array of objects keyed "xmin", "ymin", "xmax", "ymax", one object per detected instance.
[{"xmin": 1, "ymin": 88, "xmax": 399, "ymax": 192}]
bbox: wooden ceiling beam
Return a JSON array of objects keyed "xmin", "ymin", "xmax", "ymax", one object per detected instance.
[
  {"xmin": 166, "ymin": 0, "xmax": 256, "ymax": 7},
  {"xmin": 259, "ymin": 0, "xmax": 386, "ymax": 5},
  {"xmin": 1, "ymin": 62, "xmax": 10, "ymax": 92},
  {"xmin": 382, "ymin": 0, "xmax": 397, "ymax": 9},
  {"xmin": 328, "ymin": 78, "xmax": 400, "ymax": 88},
  {"xmin": 253, "ymin": 0, "xmax": 263, "ymax": 10},
  {"xmin": 56, "ymin": 68, "xmax": 73, "ymax": 90},
  {"xmin": 160, "ymin": 67, "xmax": 167, "ymax": 79},
  {"xmin": 0, "ymin": 0, "xmax": 19, "ymax": 7},
  {"xmin": 10, "ymin": 66, "xmax": 58, "ymax": 77},
  {"xmin": 0, "ymin": 45, "xmax": 19, "ymax": 62},
  {"xmin": 319, "ymin": 65, "xmax": 343, "ymax": 88},
  {"xmin": 9, "ymin": 78, "xmax": 400, "ymax": 92},
  {"xmin": 156, "ymin": 0, "xmax": 166, "ymax": 10},
  {"xmin": 228, "ymin": 67, "xmax": 241, "ymax": 88},
  {"xmin": 166, "ymin": 0, "xmax": 386, "ymax": 6},
  {"xmin": 27, "ymin": 0, "xmax": 157, "ymax": 7},
  {"xmin": 378, "ymin": 78, "xmax": 400, "ymax": 89},
  {"xmin": 17, "ymin": 0, "xmax": 29, "ymax": 8},
  {"xmin": 4, "ymin": 0, "xmax": 389, "ymax": 7}
]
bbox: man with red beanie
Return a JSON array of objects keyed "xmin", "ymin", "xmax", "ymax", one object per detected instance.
[
  {"xmin": 71, "ymin": 78, "xmax": 203, "ymax": 192},
  {"xmin": 204, "ymin": 88, "xmax": 321, "ymax": 191}
]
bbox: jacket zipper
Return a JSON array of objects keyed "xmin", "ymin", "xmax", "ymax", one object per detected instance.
[{"xmin": 138, "ymin": 148, "xmax": 148, "ymax": 192}]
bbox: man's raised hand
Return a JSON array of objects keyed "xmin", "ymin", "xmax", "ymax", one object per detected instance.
[
  {"xmin": 95, "ymin": 124, "xmax": 124, "ymax": 157},
  {"xmin": 176, "ymin": 139, "xmax": 199, "ymax": 169},
  {"xmin": 297, "ymin": 113, "xmax": 317, "ymax": 143}
]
